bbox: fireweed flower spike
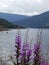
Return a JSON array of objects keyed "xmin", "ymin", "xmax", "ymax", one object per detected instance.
[
  {"xmin": 15, "ymin": 34, "xmax": 21, "ymax": 65},
  {"xmin": 20, "ymin": 42, "xmax": 32, "ymax": 65},
  {"xmin": 33, "ymin": 43, "xmax": 41, "ymax": 65},
  {"xmin": 20, "ymin": 44, "xmax": 27, "ymax": 65},
  {"xmin": 26, "ymin": 49, "xmax": 32, "ymax": 65}
]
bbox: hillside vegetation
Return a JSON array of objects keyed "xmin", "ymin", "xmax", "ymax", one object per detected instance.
[{"xmin": 0, "ymin": 18, "xmax": 24, "ymax": 31}]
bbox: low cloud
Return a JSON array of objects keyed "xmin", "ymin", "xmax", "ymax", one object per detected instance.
[
  {"xmin": 0, "ymin": 0, "xmax": 49, "ymax": 16},
  {"xmin": 0, "ymin": 2, "xmax": 7, "ymax": 8}
]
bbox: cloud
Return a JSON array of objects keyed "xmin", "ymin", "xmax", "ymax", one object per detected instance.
[
  {"xmin": 11, "ymin": 11, "xmax": 39, "ymax": 16},
  {"xmin": 0, "ymin": 2, "xmax": 7, "ymax": 8},
  {"xmin": 9, "ymin": 0, "xmax": 15, "ymax": 2},
  {"xmin": 0, "ymin": 0, "xmax": 49, "ymax": 16}
]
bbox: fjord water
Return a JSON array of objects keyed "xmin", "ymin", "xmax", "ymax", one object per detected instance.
[
  {"xmin": 0, "ymin": 29, "xmax": 38, "ymax": 55},
  {"xmin": 0, "ymin": 29, "xmax": 49, "ymax": 60}
]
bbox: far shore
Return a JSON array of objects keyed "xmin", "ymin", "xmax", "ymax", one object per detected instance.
[
  {"xmin": 0, "ymin": 28, "xmax": 9, "ymax": 31},
  {"xmin": 0, "ymin": 27, "xmax": 26, "ymax": 31}
]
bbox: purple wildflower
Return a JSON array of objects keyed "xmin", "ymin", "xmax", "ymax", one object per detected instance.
[
  {"xmin": 33, "ymin": 42, "xmax": 41, "ymax": 65},
  {"xmin": 26, "ymin": 49, "xmax": 32, "ymax": 56},
  {"xmin": 20, "ymin": 43, "xmax": 32, "ymax": 65},
  {"xmin": 15, "ymin": 35, "xmax": 21, "ymax": 44},
  {"xmin": 15, "ymin": 34, "xmax": 21, "ymax": 65}
]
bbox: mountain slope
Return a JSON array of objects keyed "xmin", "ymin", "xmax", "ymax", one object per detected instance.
[
  {"xmin": 0, "ymin": 11, "xmax": 49, "ymax": 28},
  {"xmin": 0, "ymin": 18, "xmax": 20, "ymax": 28},
  {"xmin": 0, "ymin": 12, "xmax": 28, "ymax": 22},
  {"xmin": 13, "ymin": 11, "xmax": 49, "ymax": 28}
]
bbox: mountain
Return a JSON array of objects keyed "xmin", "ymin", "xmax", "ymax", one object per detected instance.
[
  {"xmin": 0, "ymin": 18, "xmax": 23, "ymax": 29},
  {"xmin": 13, "ymin": 11, "xmax": 49, "ymax": 28},
  {"xmin": 0, "ymin": 12, "xmax": 28, "ymax": 22},
  {"xmin": 0, "ymin": 11, "xmax": 49, "ymax": 28}
]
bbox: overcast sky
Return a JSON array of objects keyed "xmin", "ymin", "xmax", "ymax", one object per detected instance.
[{"xmin": 0, "ymin": 0, "xmax": 49, "ymax": 16}]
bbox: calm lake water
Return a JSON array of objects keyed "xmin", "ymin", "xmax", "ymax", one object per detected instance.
[{"xmin": 0, "ymin": 29, "xmax": 49, "ymax": 62}]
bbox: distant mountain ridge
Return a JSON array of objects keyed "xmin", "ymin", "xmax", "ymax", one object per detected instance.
[
  {"xmin": 0, "ymin": 12, "xmax": 28, "ymax": 22},
  {"xmin": 13, "ymin": 11, "xmax": 49, "ymax": 28},
  {"xmin": 0, "ymin": 11, "xmax": 49, "ymax": 28}
]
